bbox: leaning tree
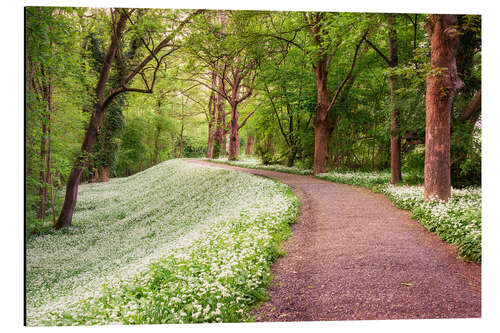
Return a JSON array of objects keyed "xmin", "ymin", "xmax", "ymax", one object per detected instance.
[{"xmin": 55, "ymin": 8, "xmax": 202, "ymax": 229}]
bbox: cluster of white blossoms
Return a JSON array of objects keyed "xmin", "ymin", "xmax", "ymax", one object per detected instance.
[
  {"xmin": 26, "ymin": 160, "xmax": 299, "ymax": 326},
  {"xmin": 378, "ymin": 184, "xmax": 481, "ymax": 262},
  {"xmin": 207, "ymin": 157, "xmax": 313, "ymax": 175},
  {"xmin": 316, "ymin": 170, "xmax": 392, "ymax": 187}
]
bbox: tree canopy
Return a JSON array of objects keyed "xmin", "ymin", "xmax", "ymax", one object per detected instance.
[{"xmin": 25, "ymin": 8, "xmax": 481, "ymax": 230}]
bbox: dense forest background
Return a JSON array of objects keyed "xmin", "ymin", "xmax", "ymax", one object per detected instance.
[{"xmin": 25, "ymin": 7, "xmax": 481, "ymax": 231}]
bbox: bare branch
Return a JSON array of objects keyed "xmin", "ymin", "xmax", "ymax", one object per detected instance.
[
  {"xmin": 265, "ymin": 84, "xmax": 290, "ymax": 146},
  {"xmin": 363, "ymin": 37, "xmax": 391, "ymax": 66},
  {"xmin": 327, "ymin": 32, "xmax": 367, "ymax": 113}
]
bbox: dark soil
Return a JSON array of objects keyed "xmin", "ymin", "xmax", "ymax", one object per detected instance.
[{"xmin": 190, "ymin": 160, "xmax": 481, "ymax": 321}]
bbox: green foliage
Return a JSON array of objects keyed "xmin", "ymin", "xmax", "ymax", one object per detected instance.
[
  {"xmin": 26, "ymin": 6, "xmax": 91, "ymax": 224},
  {"xmin": 402, "ymin": 145, "xmax": 425, "ymax": 173},
  {"xmin": 94, "ymin": 100, "xmax": 125, "ymax": 173},
  {"xmin": 116, "ymin": 117, "xmax": 148, "ymax": 176},
  {"xmin": 179, "ymin": 135, "xmax": 207, "ymax": 158},
  {"xmin": 450, "ymin": 124, "xmax": 481, "ymax": 188}
]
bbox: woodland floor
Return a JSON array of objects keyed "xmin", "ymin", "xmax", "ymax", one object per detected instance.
[{"xmin": 190, "ymin": 159, "xmax": 481, "ymax": 321}]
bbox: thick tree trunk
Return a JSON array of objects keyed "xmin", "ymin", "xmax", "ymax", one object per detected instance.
[
  {"xmin": 312, "ymin": 57, "xmax": 331, "ymax": 175},
  {"xmin": 55, "ymin": 11, "xmax": 127, "ymax": 229},
  {"xmin": 236, "ymin": 135, "xmax": 240, "ymax": 157},
  {"xmin": 313, "ymin": 120, "xmax": 331, "ymax": 174},
  {"xmin": 387, "ymin": 13, "xmax": 402, "ymax": 184},
  {"xmin": 56, "ymin": 105, "xmax": 107, "ymax": 229},
  {"xmin": 228, "ymin": 104, "xmax": 239, "ymax": 160},
  {"xmin": 215, "ymin": 74, "xmax": 226, "ymax": 157},
  {"xmin": 389, "ymin": 75, "xmax": 402, "ymax": 184},
  {"xmin": 424, "ymin": 14, "xmax": 463, "ymax": 202},
  {"xmin": 245, "ymin": 135, "xmax": 254, "ymax": 155},
  {"xmin": 206, "ymin": 121, "xmax": 215, "ymax": 158},
  {"xmin": 219, "ymin": 130, "xmax": 226, "ymax": 157}
]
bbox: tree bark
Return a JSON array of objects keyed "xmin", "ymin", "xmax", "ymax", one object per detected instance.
[
  {"xmin": 55, "ymin": 10, "xmax": 128, "ymax": 230},
  {"xmin": 55, "ymin": 9, "xmax": 202, "ymax": 228},
  {"xmin": 215, "ymin": 73, "xmax": 226, "ymax": 157},
  {"xmin": 309, "ymin": 14, "xmax": 364, "ymax": 175},
  {"xmin": 206, "ymin": 70, "xmax": 217, "ymax": 158},
  {"xmin": 459, "ymin": 89, "xmax": 481, "ymax": 124},
  {"xmin": 387, "ymin": 13, "xmax": 402, "ymax": 184},
  {"xmin": 245, "ymin": 135, "xmax": 254, "ymax": 155},
  {"xmin": 228, "ymin": 103, "xmax": 240, "ymax": 160},
  {"xmin": 312, "ymin": 55, "xmax": 331, "ymax": 174},
  {"xmin": 424, "ymin": 14, "xmax": 463, "ymax": 202}
]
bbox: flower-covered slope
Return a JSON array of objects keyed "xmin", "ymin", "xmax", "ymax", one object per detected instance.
[{"xmin": 26, "ymin": 159, "xmax": 299, "ymax": 325}]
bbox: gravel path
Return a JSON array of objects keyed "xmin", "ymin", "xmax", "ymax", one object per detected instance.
[{"xmin": 190, "ymin": 160, "xmax": 481, "ymax": 321}]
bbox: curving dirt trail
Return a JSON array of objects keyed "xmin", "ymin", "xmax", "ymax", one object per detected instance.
[{"xmin": 190, "ymin": 160, "xmax": 481, "ymax": 321}]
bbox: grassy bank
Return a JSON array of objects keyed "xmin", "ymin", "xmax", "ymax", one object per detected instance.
[{"xmin": 26, "ymin": 159, "xmax": 299, "ymax": 325}]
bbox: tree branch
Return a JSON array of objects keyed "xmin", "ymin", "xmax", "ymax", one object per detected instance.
[
  {"xmin": 363, "ymin": 37, "xmax": 391, "ymax": 66},
  {"xmin": 238, "ymin": 103, "xmax": 261, "ymax": 130},
  {"xmin": 264, "ymin": 84, "xmax": 290, "ymax": 146},
  {"xmin": 122, "ymin": 10, "xmax": 203, "ymax": 86},
  {"xmin": 459, "ymin": 89, "xmax": 482, "ymax": 124},
  {"xmin": 327, "ymin": 32, "xmax": 366, "ymax": 113}
]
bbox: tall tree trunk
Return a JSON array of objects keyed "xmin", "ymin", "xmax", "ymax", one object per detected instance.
[
  {"xmin": 219, "ymin": 129, "xmax": 226, "ymax": 157},
  {"xmin": 387, "ymin": 13, "xmax": 402, "ymax": 184},
  {"xmin": 312, "ymin": 57, "xmax": 331, "ymax": 175},
  {"xmin": 245, "ymin": 135, "xmax": 254, "ymax": 155},
  {"xmin": 309, "ymin": 15, "xmax": 364, "ymax": 174},
  {"xmin": 424, "ymin": 14, "xmax": 463, "ymax": 202},
  {"xmin": 206, "ymin": 70, "xmax": 217, "ymax": 158},
  {"xmin": 228, "ymin": 103, "xmax": 239, "ymax": 160},
  {"xmin": 215, "ymin": 10, "xmax": 227, "ymax": 158},
  {"xmin": 215, "ymin": 73, "xmax": 226, "ymax": 157},
  {"xmin": 55, "ymin": 11, "xmax": 127, "ymax": 229}
]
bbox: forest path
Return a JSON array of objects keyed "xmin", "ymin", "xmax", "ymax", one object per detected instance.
[{"xmin": 189, "ymin": 159, "xmax": 481, "ymax": 321}]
